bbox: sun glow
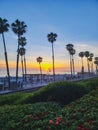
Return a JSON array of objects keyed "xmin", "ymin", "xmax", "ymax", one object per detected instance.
[{"xmin": 1, "ymin": 58, "xmax": 96, "ymax": 75}]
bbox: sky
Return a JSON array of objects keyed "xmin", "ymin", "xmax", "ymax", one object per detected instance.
[{"xmin": 0, "ymin": 0, "xmax": 98, "ymax": 76}]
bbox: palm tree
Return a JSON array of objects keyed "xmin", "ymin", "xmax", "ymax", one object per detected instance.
[
  {"xmin": 95, "ymin": 57, "xmax": 98, "ymax": 61},
  {"xmin": 0, "ymin": 17, "xmax": 10, "ymax": 88},
  {"xmin": 19, "ymin": 37, "xmax": 27, "ymax": 80},
  {"xmin": 70, "ymin": 48, "xmax": 76, "ymax": 75},
  {"xmin": 36, "ymin": 57, "xmax": 43, "ymax": 83},
  {"xmin": 18, "ymin": 47, "xmax": 25, "ymax": 81},
  {"xmin": 89, "ymin": 53, "xmax": 94, "ymax": 74},
  {"xmin": 66, "ymin": 44, "xmax": 74, "ymax": 77},
  {"xmin": 94, "ymin": 58, "xmax": 98, "ymax": 75},
  {"xmin": 19, "ymin": 37, "xmax": 27, "ymax": 46},
  {"xmin": 84, "ymin": 51, "xmax": 90, "ymax": 76},
  {"xmin": 47, "ymin": 32, "xmax": 57, "ymax": 81},
  {"xmin": 79, "ymin": 52, "xmax": 85, "ymax": 77},
  {"xmin": 11, "ymin": 19, "xmax": 27, "ymax": 83}
]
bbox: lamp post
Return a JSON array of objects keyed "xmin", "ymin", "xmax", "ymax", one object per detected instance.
[{"xmin": 47, "ymin": 32, "xmax": 57, "ymax": 81}]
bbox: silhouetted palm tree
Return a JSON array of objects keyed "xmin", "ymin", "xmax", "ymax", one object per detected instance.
[
  {"xmin": 11, "ymin": 19, "xmax": 27, "ymax": 83},
  {"xmin": 18, "ymin": 47, "xmax": 25, "ymax": 80},
  {"xmin": 19, "ymin": 37, "xmax": 27, "ymax": 79},
  {"xmin": 0, "ymin": 17, "xmax": 10, "ymax": 88},
  {"xmin": 70, "ymin": 48, "xmax": 76, "ymax": 75},
  {"xmin": 94, "ymin": 57, "xmax": 98, "ymax": 75},
  {"xmin": 36, "ymin": 57, "xmax": 43, "ymax": 83},
  {"xmin": 66, "ymin": 44, "xmax": 74, "ymax": 77},
  {"xmin": 84, "ymin": 51, "xmax": 90, "ymax": 76},
  {"xmin": 47, "ymin": 32, "xmax": 57, "ymax": 81},
  {"xmin": 79, "ymin": 52, "xmax": 85, "ymax": 76},
  {"xmin": 89, "ymin": 53, "xmax": 94, "ymax": 74}
]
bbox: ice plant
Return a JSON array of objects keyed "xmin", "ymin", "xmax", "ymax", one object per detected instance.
[
  {"xmin": 56, "ymin": 117, "xmax": 62, "ymax": 123},
  {"xmin": 49, "ymin": 120, "xmax": 53, "ymax": 125},
  {"xmin": 28, "ymin": 114, "xmax": 32, "ymax": 118},
  {"xmin": 55, "ymin": 121, "xmax": 59, "ymax": 126},
  {"xmin": 87, "ymin": 118, "xmax": 93, "ymax": 125}
]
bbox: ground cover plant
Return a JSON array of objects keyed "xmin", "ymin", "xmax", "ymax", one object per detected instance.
[
  {"xmin": 0, "ymin": 88, "xmax": 98, "ymax": 130},
  {"xmin": 0, "ymin": 78, "xmax": 98, "ymax": 129}
]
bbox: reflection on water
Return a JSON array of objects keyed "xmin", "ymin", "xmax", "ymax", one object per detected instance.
[{"xmin": 0, "ymin": 68, "xmax": 71, "ymax": 77}]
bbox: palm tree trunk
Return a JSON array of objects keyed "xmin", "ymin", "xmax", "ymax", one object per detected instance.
[
  {"xmin": 70, "ymin": 55, "xmax": 72, "ymax": 78},
  {"xmin": 39, "ymin": 63, "xmax": 42, "ymax": 84},
  {"xmin": 24, "ymin": 55, "xmax": 27, "ymax": 81},
  {"xmin": 96, "ymin": 65, "xmax": 98, "ymax": 75},
  {"xmin": 81, "ymin": 58, "xmax": 84, "ymax": 78},
  {"xmin": 21, "ymin": 56, "xmax": 24, "ymax": 81},
  {"xmin": 52, "ymin": 42, "xmax": 55, "ymax": 81},
  {"xmin": 91, "ymin": 62, "xmax": 93, "ymax": 74},
  {"xmin": 2, "ymin": 32, "xmax": 10, "ymax": 89},
  {"xmin": 16, "ymin": 35, "xmax": 20, "ymax": 83},
  {"xmin": 87, "ymin": 59, "xmax": 90, "ymax": 76},
  {"xmin": 72, "ymin": 55, "xmax": 75, "ymax": 75}
]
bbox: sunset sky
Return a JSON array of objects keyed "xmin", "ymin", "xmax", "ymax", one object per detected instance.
[{"xmin": 0, "ymin": 0, "xmax": 98, "ymax": 76}]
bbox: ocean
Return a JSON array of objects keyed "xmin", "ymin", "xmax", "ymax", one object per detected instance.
[{"xmin": 0, "ymin": 68, "xmax": 71, "ymax": 77}]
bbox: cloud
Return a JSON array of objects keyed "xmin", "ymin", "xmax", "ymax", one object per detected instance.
[{"xmin": 74, "ymin": 42, "xmax": 98, "ymax": 57}]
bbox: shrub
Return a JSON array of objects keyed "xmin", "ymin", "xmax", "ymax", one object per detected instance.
[
  {"xmin": 22, "ymin": 81, "xmax": 88, "ymax": 105},
  {"xmin": 0, "ymin": 78, "xmax": 98, "ymax": 106},
  {"xmin": 0, "ymin": 92, "xmax": 32, "ymax": 106}
]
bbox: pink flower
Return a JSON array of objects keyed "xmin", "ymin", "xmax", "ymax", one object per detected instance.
[
  {"xmin": 49, "ymin": 120, "xmax": 53, "ymax": 125},
  {"xmin": 55, "ymin": 121, "xmax": 59, "ymax": 126},
  {"xmin": 56, "ymin": 117, "xmax": 62, "ymax": 123}
]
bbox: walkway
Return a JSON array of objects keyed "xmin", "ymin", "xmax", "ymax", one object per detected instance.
[{"xmin": 0, "ymin": 75, "xmax": 98, "ymax": 95}]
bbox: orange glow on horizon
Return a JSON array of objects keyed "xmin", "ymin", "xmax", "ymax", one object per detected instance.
[{"xmin": 0, "ymin": 59, "xmax": 94, "ymax": 73}]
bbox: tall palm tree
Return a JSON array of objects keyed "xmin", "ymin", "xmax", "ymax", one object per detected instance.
[
  {"xmin": 0, "ymin": 17, "xmax": 10, "ymax": 88},
  {"xmin": 79, "ymin": 52, "xmax": 85, "ymax": 76},
  {"xmin": 66, "ymin": 44, "xmax": 74, "ymax": 77},
  {"xmin": 84, "ymin": 51, "xmax": 90, "ymax": 76},
  {"xmin": 18, "ymin": 47, "xmax": 25, "ymax": 81},
  {"xmin": 19, "ymin": 37, "xmax": 27, "ymax": 80},
  {"xmin": 94, "ymin": 57, "xmax": 98, "ymax": 75},
  {"xmin": 11, "ymin": 19, "xmax": 27, "ymax": 83},
  {"xmin": 47, "ymin": 32, "xmax": 57, "ymax": 81},
  {"xmin": 89, "ymin": 53, "xmax": 94, "ymax": 74},
  {"xmin": 36, "ymin": 57, "xmax": 43, "ymax": 83},
  {"xmin": 70, "ymin": 48, "xmax": 76, "ymax": 75}
]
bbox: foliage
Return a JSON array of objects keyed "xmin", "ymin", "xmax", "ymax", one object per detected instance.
[
  {"xmin": 0, "ymin": 92, "xmax": 31, "ymax": 106},
  {"xmin": 0, "ymin": 88, "xmax": 98, "ymax": 130},
  {"xmin": 23, "ymin": 81, "xmax": 88, "ymax": 105},
  {"xmin": 0, "ymin": 78, "xmax": 98, "ymax": 106}
]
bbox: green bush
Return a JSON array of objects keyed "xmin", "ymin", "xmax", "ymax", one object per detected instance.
[
  {"xmin": 0, "ymin": 92, "xmax": 32, "ymax": 106},
  {"xmin": 79, "ymin": 78, "xmax": 98, "ymax": 92},
  {"xmin": 21, "ymin": 81, "xmax": 88, "ymax": 105},
  {"xmin": 0, "ymin": 78, "xmax": 98, "ymax": 106}
]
